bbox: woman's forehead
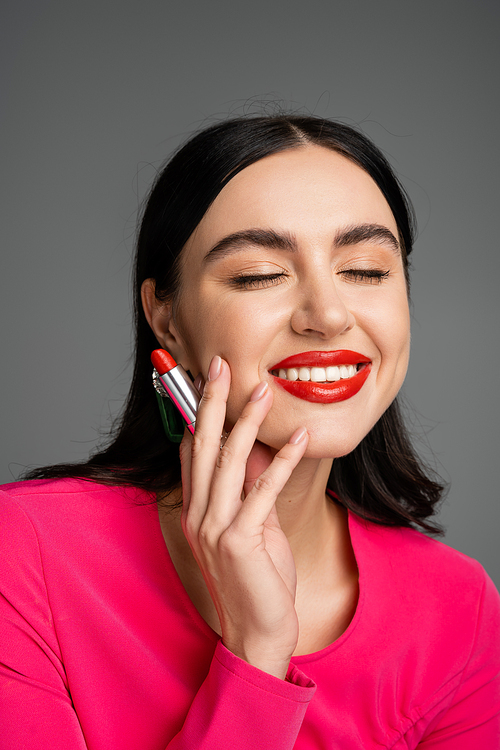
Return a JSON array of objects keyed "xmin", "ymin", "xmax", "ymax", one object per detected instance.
[{"xmin": 183, "ymin": 145, "xmax": 398, "ymax": 260}]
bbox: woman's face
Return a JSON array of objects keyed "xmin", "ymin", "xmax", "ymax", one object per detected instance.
[{"xmin": 161, "ymin": 145, "xmax": 410, "ymax": 457}]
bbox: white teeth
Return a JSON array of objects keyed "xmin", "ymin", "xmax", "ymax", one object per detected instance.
[
  {"xmin": 310, "ymin": 367, "xmax": 326, "ymax": 382},
  {"xmin": 273, "ymin": 364, "xmax": 360, "ymax": 382},
  {"xmin": 326, "ymin": 366, "xmax": 340, "ymax": 381}
]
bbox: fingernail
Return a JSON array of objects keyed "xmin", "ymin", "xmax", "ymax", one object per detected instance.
[
  {"xmin": 250, "ymin": 381, "xmax": 268, "ymax": 402},
  {"xmin": 208, "ymin": 355, "xmax": 222, "ymax": 381},
  {"xmin": 289, "ymin": 427, "xmax": 307, "ymax": 445}
]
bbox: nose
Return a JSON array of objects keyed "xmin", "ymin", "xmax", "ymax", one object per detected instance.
[{"xmin": 290, "ymin": 271, "xmax": 355, "ymax": 339}]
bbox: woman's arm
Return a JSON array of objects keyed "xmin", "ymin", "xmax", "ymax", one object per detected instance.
[
  {"xmin": 0, "ymin": 354, "xmax": 317, "ymax": 750},
  {"xmin": 0, "ymin": 618, "xmax": 314, "ymax": 750},
  {"xmin": 0, "ymin": 493, "xmax": 89, "ymax": 748},
  {"xmin": 0, "ymin": 489, "xmax": 315, "ymax": 750},
  {"xmin": 165, "ymin": 641, "xmax": 315, "ymax": 750}
]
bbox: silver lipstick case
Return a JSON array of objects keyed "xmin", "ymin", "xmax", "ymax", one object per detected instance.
[{"xmin": 153, "ymin": 365, "xmax": 201, "ymax": 434}]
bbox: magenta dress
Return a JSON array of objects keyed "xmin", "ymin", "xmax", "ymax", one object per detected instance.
[{"xmin": 1, "ymin": 478, "xmax": 499, "ymax": 748}]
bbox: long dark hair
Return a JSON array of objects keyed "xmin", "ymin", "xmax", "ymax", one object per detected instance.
[{"xmin": 25, "ymin": 115, "xmax": 445, "ymax": 533}]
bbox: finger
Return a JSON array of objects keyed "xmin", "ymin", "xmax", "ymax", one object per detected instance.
[
  {"xmin": 179, "ymin": 375, "xmax": 207, "ymax": 517},
  {"xmin": 184, "ymin": 356, "xmax": 231, "ymax": 528},
  {"xmin": 206, "ymin": 381, "xmax": 274, "ymax": 523},
  {"xmin": 179, "ymin": 427, "xmax": 193, "ymax": 515},
  {"xmin": 233, "ymin": 428, "xmax": 309, "ymax": 530}
]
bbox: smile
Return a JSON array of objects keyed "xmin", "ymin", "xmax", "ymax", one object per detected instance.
[
  {"xmin": 269, "ymin": 350, "xmax": 371, "ymax": 404},
  {"xmin": 270, "ymin": 364, "xmax": 358, "ymax": 382}
]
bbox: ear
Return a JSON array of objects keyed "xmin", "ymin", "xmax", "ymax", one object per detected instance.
[{"xmin": 141, "ymin": 279, "xmax": 190, "ymax": 367}]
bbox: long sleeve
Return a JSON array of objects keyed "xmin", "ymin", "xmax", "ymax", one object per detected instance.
[
  {"xmin": 0, "ymin": 617, "xmax": 314, "ymax": 750},
  {"xmin": 0, "ymin": 486, "xmax": 316, "ymax": 750},
  {"xmin": 2, "ymin": 480, "xmax": 499, "ymax": 749},
  {"xmin": 165, "ymin": 642, "xmax": 315, "ymax": 749},
  {"xmin": 0, "ymin": 491, "xmax": 89, "ymax": 747}
]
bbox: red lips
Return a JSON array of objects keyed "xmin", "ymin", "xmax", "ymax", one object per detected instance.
[
  {"xmin": 269, "ymin": 350, "xmax": 371, "ymax": 404},
  {"xmin": 271, "ymin": 350, "xmax": 371, "ymax": 370}
]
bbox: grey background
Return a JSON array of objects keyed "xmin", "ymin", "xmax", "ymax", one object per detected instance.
[{"xmin": 1, "ymin": 0, "xmax": 499, "ymax": 586}]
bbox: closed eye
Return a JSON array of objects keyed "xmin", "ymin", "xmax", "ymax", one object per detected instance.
[
  {"xmin": 229, "ymin": 268, "xmax": 390, "ymax": 289},
  {"xmin": 339, "ymin": 269, "xmax": 390, "ymax": 284},
  {"xmin": 229, "ymin": 273, "xmax": 287, "ymax": 290}
]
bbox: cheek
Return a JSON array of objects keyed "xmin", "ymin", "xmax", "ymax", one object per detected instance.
[
  {"xmin": 375, "ymin": 296, "xmax": 411, "ymax": 379},
  {"xmin": 175, "ymin": 294, "xmax": 265, "ymax": 382}
]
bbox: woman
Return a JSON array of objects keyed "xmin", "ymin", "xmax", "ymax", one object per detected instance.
[{"xmin": 1, "ymin": 115, "xmax": 499, "ymax": 748}]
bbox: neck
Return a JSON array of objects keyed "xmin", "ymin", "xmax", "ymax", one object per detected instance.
[
  {"xmin": 159, "ymin": 453, "xmax": 352, "ymax": 578},
  {"xmin": 273, "ymin": 455, "xmax": 348, "ymax": 572},
  {"xmin": 157, "ymin": 452, "xmax": 358, "ymax": 649}
]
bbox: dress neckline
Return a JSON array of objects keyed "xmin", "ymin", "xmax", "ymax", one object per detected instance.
[{"xmin": 152, "ymin": 496, "xmax": 367, "ymax": 664}]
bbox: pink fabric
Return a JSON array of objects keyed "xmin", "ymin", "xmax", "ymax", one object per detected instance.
[{"xmin": 0, "ymin": 478, "xmax": 499, "ymax": 748}]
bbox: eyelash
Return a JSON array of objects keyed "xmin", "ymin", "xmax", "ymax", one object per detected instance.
[
  {"xmin": 230, "ymin": 269, "xmax": 390, "ymax": 289},
  {"xmin": 230, "ymin": 273, "xmax": 286, "ymax": 290},
  {"xmin": 340, "ymin": 269, "xmax": 390, "ymax": 284}
]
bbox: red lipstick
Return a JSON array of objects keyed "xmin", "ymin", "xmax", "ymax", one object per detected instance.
[
  {"xmin": 151, "ymin": 349, "xmax": 177, "ymax": 375},
  {"xmin": 151, "ymin": 349, "xmax": 200, "ymax": 433},
  {"xmin": 269, "ymin": 350, "xmax": 371, "ymax": 404}
]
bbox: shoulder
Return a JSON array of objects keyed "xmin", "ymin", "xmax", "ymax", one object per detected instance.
[
  {"xmin": 0, "ymin": 475, "xmax": 137, "ymax": 504},
  {"xmin": 348, "ymin": 514, "xmax": 500, "ymax": 730},
  {"xmin": 0, "ymin": 477, "xmax": 155, "ymax": 559},
  {"xmin": 0, "ymin": 478, "xmax": 160, "ymax": 621},
  {"xmin": 350, "ymin": 511, "xmax": 500, "ymax": 647},
  {"xmin": 350, "ymin": 512, "xmax": 493, "ymax": 600},
  {"xmin": 0, "ymin": 476, "xmax": 152, "ymax": 516},
  {"xmin": 351, "ymin": 512, "xmax": 500, "ymax": 691}
]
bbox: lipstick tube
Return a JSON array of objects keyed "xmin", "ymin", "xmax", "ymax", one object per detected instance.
[{"xmin": 151, "ymin": 349, "xmax": 200, "ymax": 435}]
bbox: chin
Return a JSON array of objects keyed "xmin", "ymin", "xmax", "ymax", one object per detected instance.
[
  {"xmin": 259, "ymin": 420, "xmax": 372, "ymax": 460},
  {"xmin": 304, "ymin": 433, "xmax": 368, "ymax": 460}
]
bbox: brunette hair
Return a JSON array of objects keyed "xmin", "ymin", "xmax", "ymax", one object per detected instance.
[{"xmin": 25, "ymin": 115, "xmax": 445, "ymax": 533}]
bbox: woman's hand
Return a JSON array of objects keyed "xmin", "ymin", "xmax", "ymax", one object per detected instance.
[{"xmin": 179, "ymin": 355, "xmax": 309, "ymax": 680}]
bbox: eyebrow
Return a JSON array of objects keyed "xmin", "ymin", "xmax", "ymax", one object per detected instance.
[{"xmin": 203, "ymin": 223, "xmax": 400, "ymax": 263}]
